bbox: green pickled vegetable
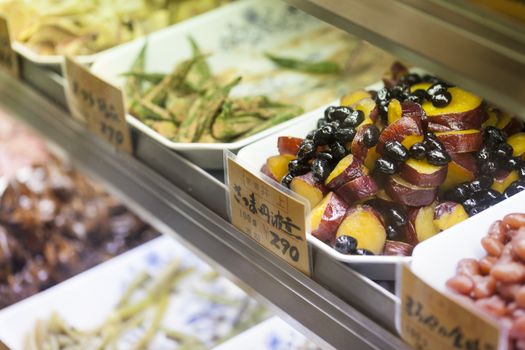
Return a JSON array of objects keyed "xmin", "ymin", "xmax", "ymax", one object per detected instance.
[
  {"xmin": 265, "ymin": 53, "xmax": 341, "ymax": 74},
  {"xmin": 123, "ymin": 38, "xmax": 305, "ymax": 144}
]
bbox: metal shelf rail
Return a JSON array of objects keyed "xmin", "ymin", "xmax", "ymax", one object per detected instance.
[
  {"xmin": 285, "ymin": 0, "xmax": 525, "ymax": 117},
  {"xmin": 0, "ymin": 68, "xmax": 410, "ymax": 349}
]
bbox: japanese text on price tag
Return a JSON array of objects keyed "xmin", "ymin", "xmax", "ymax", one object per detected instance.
[
  {"xmin": 226, "ymin": 155, "xmax": 311, "ymax": 276},
  {"xmin": 398, "ymin": 264, "xmax": 503, "ymax": 350},
  {"xmin": 64, "ymin": 57, "xmax": 132, "ymax": 153},
  {"xmin": 0, "ymin": 15, "xmax": 19, "ymax": 77}
]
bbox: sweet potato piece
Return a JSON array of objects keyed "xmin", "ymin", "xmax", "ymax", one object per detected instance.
[
  {"xmin": 335, "ymin": 205, "xmax": 386, "ymax": 255},
  {"xmin": 399, "ymin": 158, "xmax": 447, "ymax": 187},
  {"xmin": 406, "ymin": 203, "xmax": 440, "ymax": 245},
  {"xmin": 324, "ymin": 154, "xmax": 366, "ymax": 190},
  {"xmin": 340, "ymin": 89, "xmax": 372, "ymax": 107},
  {"xmin": 385, "ymin": 175, "xmax": 438, "ymax": 207},
  {"xmin": 383, "ymin": 240, "xmax": 414, "ymax": 256},
  {"xmin": 491, "ymin": 170, "xmax": 519, "ymax": 194},
  {"xmin": 310, "ymin": 192, "xmax": 348, "ymax": 243},
  {"xmin": 433, "ymin": 201, "xmax": 469, "ymax": 231},
  {"xmin": 335, "ymin": 175, "xmax": 379, "ymax": 204},
  {"xmin": 440, "ymin": 153, "xmax": 477, "ymax": 191},
  {"xmin": 290, "ymin": 172, "xmax": 327, "ymax": 208},
  {"xmin": 508, "ymin": 133, "xmax": 525, "ymax": 157},
  {"xmin": 435, "ymin": 129, "xmax": 483, "ymax": 153},
  {"xmin": 278, "ymin": 136, "xmax": 303, "ymax": 156},
  {"xmin": 265, "ymin": 154, "xmax": 295, "ymax": 182},
  {"xmin": 377, "ymin": 116, "xmax": 424, "ymax": 154}
]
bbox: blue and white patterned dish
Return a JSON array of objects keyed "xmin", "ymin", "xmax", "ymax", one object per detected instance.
[
  {"xmin": 213, "ymin": 316, "xmax": 320, "ymax": 350},
  {"xmin": 0, "ymin": 236, "xmax": 267, "ymax": 349}
]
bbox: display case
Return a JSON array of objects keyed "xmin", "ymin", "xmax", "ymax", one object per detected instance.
[{"xmin": 0, "ymin": 0, "xmax": 524, "ymax": 349}]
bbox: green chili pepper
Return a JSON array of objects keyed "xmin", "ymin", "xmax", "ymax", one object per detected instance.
[{"xmin": 265, "ymin": 52, "xmax": 341, "ymax": 74}]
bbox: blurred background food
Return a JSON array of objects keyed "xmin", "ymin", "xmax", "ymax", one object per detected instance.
[
  {"xmin": 0, "ymin": 111, "xmax": 157, "ymax": 309},
  {"xmin": 0, "ymin": 0, "xmax": 232, "ymax": 56}
]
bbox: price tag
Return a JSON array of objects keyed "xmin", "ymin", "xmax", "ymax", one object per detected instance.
[
  {"xmin": 64, "ymin": 56, "xmax": 132, "ymax": 153},
  {"xmin": 397, "ymin": 264, "xmax": 504, "ymax": 350},
  {"xmin": 225, "ymin": 154, "xmax": 311, "ymax": 276},
  {"xmin": 0, "ymin": 15, "xmax": 19, "ymax": 77}
]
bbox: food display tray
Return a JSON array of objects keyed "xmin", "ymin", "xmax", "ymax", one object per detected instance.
[
  {"xmin": 411, "ymin": 190, "xmax": 525, "ymax": 292},
  {"xmin": 90, "ymin": 0, "xmax": 373, "ymax": 169},
  {"xmin": 236, "ymin": 80, "xmax": 410, "ymax": 280},
  {"xmin": 0, "ymin": 236, "xmax": 260, "ymax": 349}
]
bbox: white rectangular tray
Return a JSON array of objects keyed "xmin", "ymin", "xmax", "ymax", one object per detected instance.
[
  {"xmin": 235, "ymin": 85, "xmax": 409, "ymax": 271},
  {"xmin": 0, "ymin": 236, "xmax": 263, "ymax": 350},
  {"xmin": 90, "ymin": 0, "xmax": 388, "ymax": 169},
  {"xmin": 411, "ymin": 190, "xmax": 525, "ymax": 293}
]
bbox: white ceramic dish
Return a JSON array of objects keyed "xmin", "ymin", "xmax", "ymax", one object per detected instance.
[
  {"xmin": 0, "ymin": 236, "xmax": 265, "ymax": 350},
  {"xmin": 90, "ymin": 0, "xmax": 387, "ymax": 169},
  {"xmin": 411, "ymin": 190, "xmax": 525, "ymax": 292}
]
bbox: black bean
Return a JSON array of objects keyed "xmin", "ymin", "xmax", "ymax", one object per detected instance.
[
  {"xmin": 495, "ymin": 143, "xmax": 514, "ymax": 159},
  {"xmin": 503, "ymin": 157, "xmax": 519, "ymax": 171},
  {"xmin": 375, "ymin": 157, "xmax": 398, "ymax": 175},
  {"xmin": 426, "ymin": 149, "xmax": 451, "ymax": 166},
  {"xmin": 518, "ymin": 162, "xmax": 525, "ymax": 179},
  {"xmin": 317, "ymin": 152, "xmax": 333, "ymax": 162},
  {"xmin": 334, "ymin": 128, "xmax": 356, "ymax": 144},
  {"xmin": 462, "ymin": 198, "xmax": 479, "ymax": 210},
  {"xmin": 424, "ymin": 133, "xmax": 444, "ymax": 151},
  {"xmin": 384, "ymin": 141, "xmax": 409, "ymax": 162},
  {"xmin": 449, "ymin": 185, "xmax": 470, "ymax": 202},
  {"xmin": 334, "ymin": 235, "xmax": 358, "ymax": 254},
  {"xmin": 431, "ymin": 91, "xmax": 452, "ymax": 107},
  {"xmin": 312, "ymin": 158, "xmax": 331, "ymax": 182},
  {"xmin": 407, "ymin": 89, "xmax": 427, "ymax": 104},
  {"xmin": 317, "ymin": 118, "xmax": 327, "ymax": 128},
  {"xmin": 409, "ymin": 142, "xmax": 427, "ymax": 160},
  {"xmin": 405, "ymin": 94, "xmax": 422, "ymax": 104},
  {"xmin": 427, "ymin": 83, "xmax": 448, "ymax": 97},
  {"xmin": 422, "ymin": 75, "xmax": 441, "ymax": 85},
  {"xmin": 483, "ymin": 126, "xmax": 506, "ymax": 145},
  {"xmin": 305, "ymin": 129, "xmax": 315, "ymax": 140},
  {"xmin": 477, "ymin": 175, "xmax": 494, "ymax": 189},
  {"xmin": 342, "ymin": 110, "xmax": 365, "ymax": 128},
  {"xmin": 402, "ymin": 73, "xmax": 422, "ymax": 86},
  {"xmin": 354, "ymin": 249, "xmax": 375, "ymax": 256},
  {"xmin": 288, "ymin": 159, "xmax": 309, "ymax": 176},
  {"xmin": 362, "ymin": 125, "xmax": 380, "ymax": 148},
  {"xmin": 297, "ymin": 140, "xmax": 316, "ymax": 161},
  {"xmin": 281, "ymin": 173, "xmax": 294, "ymax": 188},
  {"xmin": 386, "ymin": 225, "xmax": 403, "ymax": 241},
  {"xmin": 390, "ymin": 85, "xmax": 408, "ymax": 99},
  {"xmin": 480, "ymin": 160, "xmax": 498, "ymax": 176},
  {"xmin": 330, "ymin": 142, "xmax": 347, "ymax": 160},
  {"xmin": 504, "ymin": 181, "xmax": 525, "ymax": 199},
  {"xmin": 325, "ymin": 106, "xmax": 353, "ymax": 122},
  {"xmin": 476, "ymin": 146, "xmax": 491, "ymax": 162},
  {"xmin": 376, "ymin": 87, "xmax": 390, "ymax": 101},
  {"xmin": 313, "ymin": 125, "xmax": 335, "ymax": 145},
  {"xmin": 387, "ymin": 207, "xmax": 407, "ymax": 227},
  {"xmin": 469, "ymin": 180, "xmax": 485, "ymax": 193},
  {"xmin": 469, "ymin": 205, "xmax": 489, "ymax": 216},
  {"xmin": 478, "ymin": 189, "xmax": 502, "ymax": 205}
]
